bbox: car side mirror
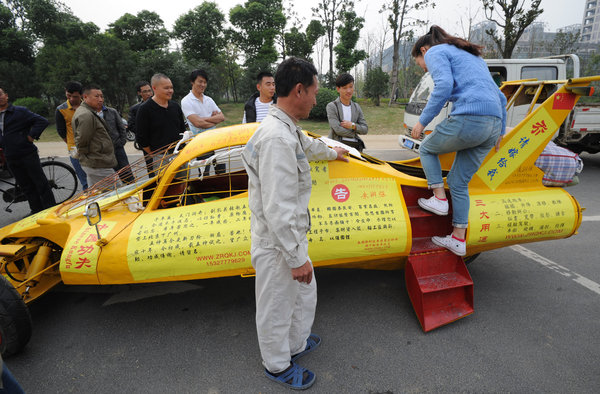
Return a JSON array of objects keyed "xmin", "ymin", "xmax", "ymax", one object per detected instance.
[
  {"xmin": 84, "ymin": 202, "xmax": 101, "ymax": 226},
  {"xmin": 84, "ymin": 202, "xmax": 104, "ymax": 242}
]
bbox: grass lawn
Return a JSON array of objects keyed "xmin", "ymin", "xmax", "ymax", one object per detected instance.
[
  {"xmin": 38, "ymin": 99, "xmax": 405, "ymax": 143},
  {"xmin": 221, "ymin": 100, "xmax": 405, "ymax": 136}
]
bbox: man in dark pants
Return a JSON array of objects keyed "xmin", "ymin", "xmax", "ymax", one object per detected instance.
[
  {"xmin": 129, "ymin": 81, "xmax": 153, "ymax": 173},
  {"xmin": 0, "ymin": 87, "xmax": 56, "ymax": 214},
  {"xmin": 100, "ymin": 104, "xmax": 134, "ymax": 183}
]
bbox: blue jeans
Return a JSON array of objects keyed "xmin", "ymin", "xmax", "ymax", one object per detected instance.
[
  {"xmin": 69, "ymin": 156, "xmax": 88, "ymax": 190},
  {"xmin": 419, "ymin": 115, "xmax": 501, "ymax": 228}
]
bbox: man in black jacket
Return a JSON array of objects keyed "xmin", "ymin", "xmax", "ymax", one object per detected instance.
[
  {"xmin": 242, "ymin": 72, "xmax": 277, "ymax": 123},
  {"xmin": 0, "ymin": 87, "xmax": 56, "ymax": 213}
]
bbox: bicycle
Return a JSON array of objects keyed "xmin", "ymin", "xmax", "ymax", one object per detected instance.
[{"xmin": 0, "ymin": 153, "xmax": 78, "ymax": 213}]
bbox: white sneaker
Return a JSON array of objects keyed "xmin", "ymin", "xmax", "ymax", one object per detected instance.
[
  {"xmin": 432, "ymin": 235, "xmax": 466, "ymax": 256},
  {"xmin": 418, "ymin": 196, "xmax": 449, "ymax": 216}
]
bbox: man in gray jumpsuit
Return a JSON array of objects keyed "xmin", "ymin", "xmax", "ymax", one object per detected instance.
[{"xmin": 242, "ymin": 57, "xmax": 348, "ymax": 390}]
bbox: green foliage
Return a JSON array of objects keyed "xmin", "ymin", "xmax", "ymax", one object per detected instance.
[
  {"xmin": 0, "ymin": 4, "xmax": 34, "ymax": 65},
  {"xmin": 12, "ymin": 97, "xmax": 48, "ymax": 117},
  {"xmin": 334, "ymin": 8, "xmax": 367, "ymax": 73},
  {"xmin": 108, "ymin": 10, "xmax": 169, "ymax": 52},
  {"xmin": 172, "ymin": 2, "xmax": 226, "ymax": 64},
  {"xmin": 36, "ymin": 34, "xmax": 137, "ymax": 110},
  {"xmin": 482, "ymin": 0, "xmax": 544, "ymax": 59},
  {"xmin": 229, "ymin": 0, "xmax": 286, "ymax": 70},
  {"xmin": 364, "ymin": 67, "xmax": 389, "ymax": 106},
  {"xmin": 284, "ymin": 27, "xmax": 313, "ymax": 60},
  {"xmin": 312, "ymin": 0, "xmax": 345, "ymax": 86},
  {"xmin": 0, "ymin": 61, "xmax": 40, "ymax": 99},
  {"xmin": 309, "ymin": 87, "xmax": 338, "ymax": 120},
  {"xmin": 306, "ymin": 19, "xmax": 325, "ymax": 45}
]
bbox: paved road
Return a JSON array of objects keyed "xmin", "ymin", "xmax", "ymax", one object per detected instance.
[{"xmin": 3, "ymin": 151, "xmax": 600, "ymax": 393}]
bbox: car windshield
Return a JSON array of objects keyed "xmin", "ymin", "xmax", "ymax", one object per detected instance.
[{"xmin": 56, "ymin": 136, "xmax": 250, "ymax": 216}]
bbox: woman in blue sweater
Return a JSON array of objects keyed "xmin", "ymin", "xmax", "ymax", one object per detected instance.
[{"xmin": 410, "ymin": 26, "xmax": 507, "ymax": 256}]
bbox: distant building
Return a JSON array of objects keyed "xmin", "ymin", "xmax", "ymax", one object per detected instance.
[{"xmin": 581, "ymin": 0, "xmax": 600, "ymax": 44}]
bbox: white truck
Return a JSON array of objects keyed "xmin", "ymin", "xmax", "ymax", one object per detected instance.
[{"xmin": 401, "ymin": 55, "xmax": 600, "ymax": 154}]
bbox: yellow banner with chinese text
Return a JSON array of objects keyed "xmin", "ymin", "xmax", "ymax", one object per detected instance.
[
  {"xmin": 475, "ymin": 107, "xmax": 558, "ymax": 191},
  {"xmin": 467, "ymin": 189, "xmax": 577, "ymax": 245},
  {"xmin": 126, "ymin": 162, "xmax": 409, "ymax": 281},
  {"xmin": 60, "ymin": 221, "xmax": 118, "ymax": 275}
]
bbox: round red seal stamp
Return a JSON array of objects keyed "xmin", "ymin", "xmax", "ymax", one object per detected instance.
[{"xmin": 331, "ymin": 184, "xmax": 350, "ymax": 202}]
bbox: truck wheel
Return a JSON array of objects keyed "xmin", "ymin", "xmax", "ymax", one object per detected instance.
[{"xmin": 0, "ymin": 276, "xmax": 32, "ymax": 357}]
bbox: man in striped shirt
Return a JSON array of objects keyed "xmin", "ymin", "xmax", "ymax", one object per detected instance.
[{"xmin": 242, "ymin": 72, "xmax": 277, "ymax": 124}]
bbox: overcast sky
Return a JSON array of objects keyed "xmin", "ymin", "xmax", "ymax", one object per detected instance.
[{"xmin": 61, "ymin": 0, "xmax": 586, "ymax": 41}]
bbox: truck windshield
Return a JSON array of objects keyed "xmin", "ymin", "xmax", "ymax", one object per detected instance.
[{"xmin": 410, "ymin": 73, "xmax": 433, "ymax": 103}]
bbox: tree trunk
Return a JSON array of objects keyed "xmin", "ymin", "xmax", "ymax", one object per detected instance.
[{"xmin": 388, "ymin": 0, "xmax": 408, "ymax": 107}]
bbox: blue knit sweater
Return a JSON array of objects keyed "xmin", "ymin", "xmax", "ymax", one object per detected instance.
[{"xmin": 419, "ymin": 44, "xmax": 507, "ymax": 134}]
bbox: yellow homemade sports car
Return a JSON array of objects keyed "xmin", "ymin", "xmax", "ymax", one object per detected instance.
[{"xmin": 0, "ymin": 76, "xmax": 596, "ymax": 356}]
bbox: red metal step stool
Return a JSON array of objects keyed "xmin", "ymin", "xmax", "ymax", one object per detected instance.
[{"xmin": 405, "ymin": 252, "xmax": 474, "ymax": 332}]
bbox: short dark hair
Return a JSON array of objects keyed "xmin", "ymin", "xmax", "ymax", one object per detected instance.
[
  {"xmin": 65, "ymin": 81, "xmax": 83, "ymax": 94},
  {"xmin": 257, "ymin": 71, "xmax": 273, "ymax": 83},
  {"xmin": 189, "ymin": 69, "xmax": 209, "ymax": 84},
  {"xmin": 335, "ymin": 73, "xmax": 354, "ymax": 88},
  {"xmin": 83, "ymin": 84, "xmax": 102, "ymax": 95},
  {"xmin": 135, "ymin": 80, "xmax": 150, "ymax": 92},
  {"xmin": 151, "ymin": 73, "xmax": 170, "ymax": 86},
  {"xmin": 275, "ymin": 57, "xmax": 317, "ymax": 97}
]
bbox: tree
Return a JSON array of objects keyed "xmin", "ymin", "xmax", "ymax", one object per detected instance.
[
  {"xmin": 482, "ymin": 0, "xmax": 543, "ymax": 59},
  {"xmin": 0, "ymin": 3, "xmax": 34, "ymax": 65},
  {"xmin": 546, "ymin": 30, "xmax": 580, "ymax": 56},
  {"xmin": 381, "ymin": 0, "xmax": 432, "ymax": 106},
  {"xmin": 36, "ymin": 34, "xmax": 137, "ymax": 110},
  {"xmin": 230, "ymin": 0, "xmax": 286, "ymax": 97},
  {"xmin": 283, "ymin": 20, "xmax": 325, "ymax": 61},
  {"xmin": 108, "ymin": 10, "xmax": 169, "ymax": 52},
  {"xmin": 284, "ymin": 27, "xmax": 313, "ymax": 60},
  {"xmin": 364, "ymin": 67, "xmax": 389, "ymax": 106},
  {"xmin": 8, "ymin": 0, "xmax": 98, "ymax": 46},
  {"xmin": 312, "ymin": 0, "xmax": 344, "ymax": 85},
  {"xmin": 334, "ymin": 7, "xmax": 367, "ymax": 73},
  {"xmin": 172, "ymin": 2, "xmax": 226, "ymax": 64},
  {"xmin": 229, "ymin": 0, "xmax": 286, "ymax": 71}
]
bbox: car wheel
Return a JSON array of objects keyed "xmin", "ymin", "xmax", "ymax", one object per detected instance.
[
  {"xmin": 0, "ymin": 275, "xmax": 32, "ymax": 357},
  {"xmin": 126, "ymin": 130, "xmax": 136, "ymax": 142}
]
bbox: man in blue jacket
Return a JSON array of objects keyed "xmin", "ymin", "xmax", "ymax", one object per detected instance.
[{"xmin": 0, "ymin": 87, "xmax": 56, "ymax": 214}]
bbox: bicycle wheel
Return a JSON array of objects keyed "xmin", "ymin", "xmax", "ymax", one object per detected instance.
[{"xmin": 41, "ymin": 161, "xmax": 78, "ymax": 204}]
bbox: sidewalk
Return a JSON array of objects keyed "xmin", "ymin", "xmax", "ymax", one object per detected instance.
[{"xmin": 36, "ymin": 135, "xmax": 403, "ymax": 158}]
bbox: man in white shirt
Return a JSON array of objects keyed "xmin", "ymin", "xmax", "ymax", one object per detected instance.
[
  {"xmin": 181, "ymin": 69, "xmax": 225, "ymax": 135},
  {"xmin": 242, "ymin": 71, "xmax": 277, "ymax": 123}
]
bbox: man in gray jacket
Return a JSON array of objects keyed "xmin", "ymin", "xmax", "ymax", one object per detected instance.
[
  {"xmin": 73, "ymin": 86, "xmax": 117, "ymax": 187},
  {"xmin": 242, "ymin": 58, "xmax": 348, "ymax": 390},
  {"xmin": 326, "ymin": 73, "xmax": 368, "ymax": 151}
]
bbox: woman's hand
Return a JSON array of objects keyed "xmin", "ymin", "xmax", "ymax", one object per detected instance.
[{"xmin": 411, "ymin": 122, "xmax": 425, "ymax": 139}]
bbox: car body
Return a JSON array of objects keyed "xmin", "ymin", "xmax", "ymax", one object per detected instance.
[{"xmin": 1, "ymin": 76, "xmax": 596, "ymax": 356}]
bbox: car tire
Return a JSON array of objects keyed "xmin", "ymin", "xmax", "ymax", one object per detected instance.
[
  {"xmin": 0, "ymin": 275, "xmax": 32, "ymax": 357},
  {"xmin": 126, "ymin": 130, "xmax": 136, "ymax": 142}
]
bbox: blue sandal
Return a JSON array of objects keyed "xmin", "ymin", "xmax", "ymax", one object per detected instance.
[
  {"xmin": 291, "ymin": 333, "xmax": 321, "ymax": 362},
  {"xmin": 265, "ymin": 362, "xmax": 316, "ymax": 390}
]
